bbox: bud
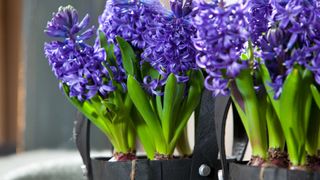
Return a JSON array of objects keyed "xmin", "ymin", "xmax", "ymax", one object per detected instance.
[{"xmin": 267, "ymin": 28, "xmax": 284, "ymax": 47}]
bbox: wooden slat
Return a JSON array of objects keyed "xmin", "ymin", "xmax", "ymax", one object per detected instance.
[
  {"xmin": 0, "ymin": 0, "xmax": 22, "ymax": 152},
  {"xmin": 5, "ymin": 0, "xmax": 22, "ymax": 150},
  {"xmin": 0, "ymin": 0, "xmax": 6, "ymax": 145}
]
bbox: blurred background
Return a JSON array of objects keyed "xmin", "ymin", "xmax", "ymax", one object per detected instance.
[
  {"xmin": 0, "ymin": 0, "xmax": 240, "ymax": 179},
  {"xmin": 0, "ymin": 1, "xmax": 114, "ymax": 179},
  {"xmin": 0, "ymin": 0, "xmax": 112, "ymax": 155}
]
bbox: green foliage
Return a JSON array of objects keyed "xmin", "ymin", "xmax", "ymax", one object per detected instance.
[
  {"xmin": 127, "ymin": 70, "xmax": 204, "ymax": 157},
  {"xmin": 116, "ymin": 36, "xmax": 138, "ymax": 76}
]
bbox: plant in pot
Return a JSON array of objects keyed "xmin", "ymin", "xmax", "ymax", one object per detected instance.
[
  {"xmin": 192, "ymin": 0, "xmax": 320, "ymax": 179},
  {"xmin": 44, "ymin": 0, "xmax": 210, "ymax": 179},
  {"xmin": 44, "ymin": 5, "xmax": 137, "ymax": 161},
  {"xmin": 97, "ymin": 0, "xmax": 203, "ymax": 160}
]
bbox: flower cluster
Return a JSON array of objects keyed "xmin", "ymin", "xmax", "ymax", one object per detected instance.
[
  {"xmin": 192, "ymin": 2, "xmax": 250, "ymax": 95},
  {"xmin": 258, "ymin": 0, "xmax": 320, "ymax": 98},
  {"xmin": 191, "ymin": 0, "xmax": 320, "ymax": 168},
  {"xmin": 44, "ymin": 6, "xmax": 118, "ymax": 101},
  {"xmin": 247, "ymin": 0, "xmax": 272, "ymax": 45},
  {"xmin": 98, "ymin": 0, "xmax": 165, "ymax": 49},
  {"xmin": 141, "ymin": 0, "xmax": 198, "ymax": 85},
  {"xmin": 99, "ymin": 0, "xmax": 198, "ymax": 95}
]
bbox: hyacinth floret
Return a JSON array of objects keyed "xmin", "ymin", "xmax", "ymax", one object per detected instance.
[
  {"xmin": 192, "ymin": 1, "xmax": 250, "ymax": 96},
  {"xmin": 44, "ymin": 5, "xmax": 123, "ymax": 101}
]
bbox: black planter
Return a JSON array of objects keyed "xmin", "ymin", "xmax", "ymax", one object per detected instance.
[
  {"xmin": 74, "ymin": 90, "xmax": 220, "ymax": 180},
  {"xmin": 214, "ymin": 96, "xmax": 320, "ymax": 180},
  {"xmin": 228, "ymin": 162, "xmax": 320, "ymax": 180},
  {"xmin": 91, "ymin": 158, "xmax": 192, "ymax": 180}
]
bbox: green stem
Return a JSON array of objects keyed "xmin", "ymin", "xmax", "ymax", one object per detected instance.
[
  {"xmin": 127, "ymin": 121, "xmax": 136, "ymax": 151},
  {"xmin": 109, "ymin": 117, "xmax": 130, "ymax": 153}
]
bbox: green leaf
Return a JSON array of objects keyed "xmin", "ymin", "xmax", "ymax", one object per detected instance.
[
  {"xmin": 169, "ymin": 86, "xmax": 201, "ymax": 153},
  {"xmin": 62, "ymin": 84, "xmax": 118, "ymax": 149},
  {"xmin": 162, "ymin": 74, "xmax": 177, "ymax": 143},
  {"xmin": 141, "ymin": 62, "xmax": 160, "ymax": 79},
  {"xmin": 305, "ymin": 102, "xmax": 320, "ymax": 156},
  {"xmin": 308, "ymin": 85, "xmax": 320, "ymax": 156},
  {"xmin": 301, "ymin": 70, "xmax": 313, "ymax": 136},
  {"xmin": 266, "ymin": 97, "xmax": 285, "ymax": 150},
  {"xmin": 171, "ymin": 83, "xmax": 186, "ymax": 129},
  {"xmin": 279, "ymin": 68, "xmax": 306, "ymax": 165},
  {"xmin": 127, "ymin": 75, "xmax": 167, "ymax": 153},
  {"xmin": 229, "ymin": 81, "xmax": 247, "ymax": 132},
  {"xmin": 131, "ymin": 109, "xmax": 155, "ymax": 159},
  {"xmin": 259, "ymin": 63, "xmax": 280, "ymax": 117},
  {"xmin": 311, "ymin": 84, "xmax": 320, "ymax": 108},
  {"xmin": 156, "ymin": 95, "xmax": 163, "ymax": 121},
  {"xmin": 235, "ymin": 70, "xmax": 267, "ymax": 158},
  {"xmin": 98, "ymin": 31, "xmax": 116, "ymax": 80},
  {"xmin": 116, "ymin": 36, "xmax": 137, "ymax": 76},
  {"xmin": 98, "ymin": 30, "xmax": 108, "ymax": 50},
  {"xmin": 169, "ymin": 70, "xmax": 203, "ymax": 152}
]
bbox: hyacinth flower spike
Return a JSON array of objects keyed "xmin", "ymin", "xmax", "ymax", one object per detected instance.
[
  {"xmin": 103, "ymin": 0, "xmax": 204, "ymax": 159},
  {"xmin": 192, "ymin": 1, "xmax": 270, "ymax": 166},
  {"xmin": 246, "ymin": 0, "xmax": 286, "ymax": 167},
  {"xmin": 44, "ymin": 6, "xmax": 136, "ymax": 161},
  {"xmin": 258, "ymin": 0, "xmax": 320, "ymax": 169},
  {"xmin": 97, "ymin": 0, "xmax": 165, "ymax": 159}
]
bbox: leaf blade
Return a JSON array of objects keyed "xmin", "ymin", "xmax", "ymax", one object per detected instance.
[{"xmin": 116, "ymin": 36, "xmax": 137, "ymax": 76}]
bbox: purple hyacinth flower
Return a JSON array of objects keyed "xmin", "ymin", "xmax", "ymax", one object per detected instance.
[
  {"xmin": 170, "ymin": 0, "xmax": 183, "ymax": 17},
  {"xmin": 192, "ymin": 1, "xmax": 250, "ymax": 96},
  {"xmin": 98, "ymin": 0, "xmax": 166, "ymax": 49},
  {"xmin": 205, "ymin": 76, "xmax": 229, "ymax": 96},
  {"xmin": 45, "ymin": 5, "xmax": 95, "ymax": 42},
  {"xmin": 134, "ymin": 0, "xmax": 199, "ymax": 95},
  {"xmin": 44, "ymin": 6, "xmax": 124, "ymax": 101},
  {"xmin": 142, "ymin": 76, "xmax": 163, "ymax": 96},
  {"xmin": 269, "ymin": 75, "xmax": 283, "ymax": 99},
  {"xmin": 271, "ymin": 0, "xmax": 303, "ymax": 29},
  {"xmin": 247, "ymin": 0, "xmax": 272, "ymax": 45},
  {"xmin": 257, "ymin": 0, "xmax": 320, "ymax": 96}
]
